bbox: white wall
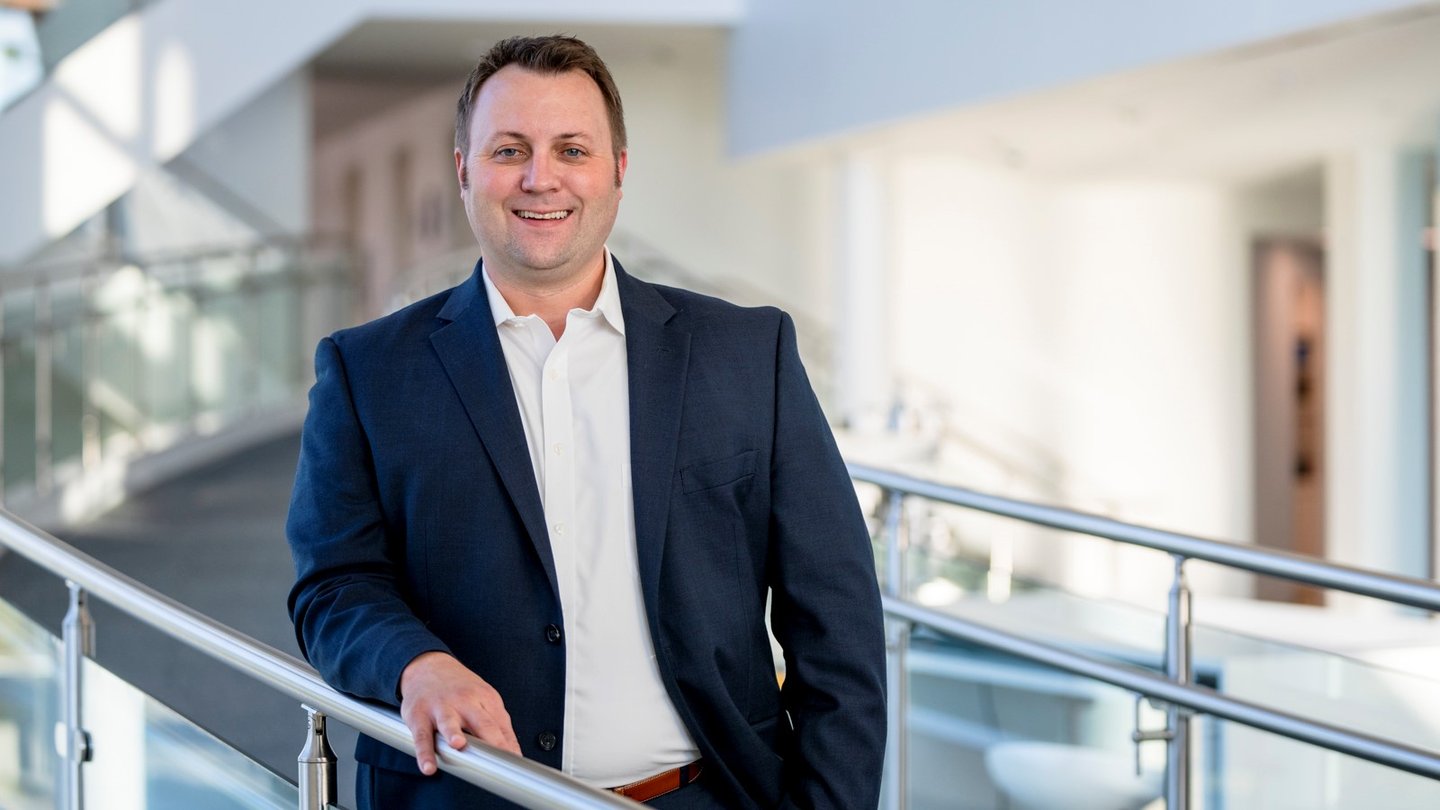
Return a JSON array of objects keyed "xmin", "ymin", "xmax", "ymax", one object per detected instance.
[{"xmin": 885, "ymin": 154, "xmax": 1326, "ymax": 604}]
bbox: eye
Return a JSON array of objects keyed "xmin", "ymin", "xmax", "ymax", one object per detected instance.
[
  {"xmin": 495, "ymin": 147, "xmax": 523, "ymax": 159},
  {"xmin": 561, "ymin": 147, "xmax": 585, "ymax": 159}
]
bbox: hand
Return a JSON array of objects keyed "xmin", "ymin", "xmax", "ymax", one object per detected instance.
[{"xmin": 399, "ymin": 652, "xmax": 522, "ymax": 775}]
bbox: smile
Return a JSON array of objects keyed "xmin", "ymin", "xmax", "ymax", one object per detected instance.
[{"xmin": 515, "ymin": 210, "xmax": 571, "ymax": 220}]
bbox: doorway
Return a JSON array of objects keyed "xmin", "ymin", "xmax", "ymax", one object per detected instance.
[{"xmin": 1252, "ymin": 239, "xmax": 1325, "ymax": 605}]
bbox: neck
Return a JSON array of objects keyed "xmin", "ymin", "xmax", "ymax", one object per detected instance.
[{"xmin": 488, "ymin": 255, "xmax": 606, "ymax": 339}]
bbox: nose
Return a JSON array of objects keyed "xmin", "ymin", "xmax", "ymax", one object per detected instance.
[{"xmin": 520, "ymin": 152, "xmax": 559, "ymax": 193}]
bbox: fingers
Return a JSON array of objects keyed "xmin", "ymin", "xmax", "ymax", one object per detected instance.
[
  {"xmin": 407, "ymin": 711, "xmax": 438, "ymax": 776},
  {"xmin": 398, "ymin": 653, "xmax": 523, "ymax": 768},
  {"xmin": 459, "ymin": 701, "xmax": 521, "ymax": 755},
  {"xmin": 436, "ymin": 710, "xmax": 469, "ymax": 751}
]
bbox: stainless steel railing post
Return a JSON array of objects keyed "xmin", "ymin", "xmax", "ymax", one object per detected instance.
[
  {"xmin": 298, "ymin": 705, "xmax": 337, "ymax": 810},
  {"xmin": 58, "ymin": 581, "xmax": 94, "ymax": 810},
  {"xmin": 881, "ymin": 490, "xmax": 908, "ymax": 810},
  {"xmin": 1164, "ymin": 555, "xmax": 1193, "ymax": 810}
]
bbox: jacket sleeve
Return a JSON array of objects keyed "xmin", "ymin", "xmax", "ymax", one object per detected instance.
[
  {"xmin": 767, "ymin": 312, "xmax": 888, "ymax": 809},
  {"xmin": 286, "ymin": 336, "xmax": 450, "ymax": 705}
]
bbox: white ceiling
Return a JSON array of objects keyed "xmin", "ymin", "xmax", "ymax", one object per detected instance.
[{"xmin": 855, "ymin": 5, "xmax": 1440, "ymax": 184}]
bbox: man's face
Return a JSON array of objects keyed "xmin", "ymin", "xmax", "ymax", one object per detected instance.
[{"xmin": 455, "ymin": 65, "xmax": 627, "ymax": 288}]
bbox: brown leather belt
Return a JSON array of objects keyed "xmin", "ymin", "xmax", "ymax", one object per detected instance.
[{"xmin": 608, "ymin": 760, "xmax": 703, "ymax": 803}]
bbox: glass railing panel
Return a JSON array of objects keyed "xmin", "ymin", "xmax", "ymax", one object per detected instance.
[
  {"xmin": 188, "ymin": 254, "xmax": 249, "ymax": 423},
  {"xmin": 252, "ymin": 264, "xmax": 303, "ymax": 409},
  {"xmin": 142, "ymin": 261, "xmax": 200, "ymax": 429},
  {"xmin": 882, "ymin": 500, "xmax": 1168, "ymax": 664},
  {"xmin": 904, "ymin": 528, "xmax": 1440, "ymax": 743},
  {"xmin": 1190, "ymin": 621, "xmax": 1440, "ymax": 753},
  {"xmin": 907, "ymin": 548, "xmax": 1440, "ymax": 742},
  {"xmin": 82, "ymin": 657, "xmax": 297, "ymax": 809},
  {"xmin": 47, "ymin": 285, "xmax": 87, "ymax": 471},
  {"xmin": 880, "ymin": 497, "xmax": 1440, "ymax": 784},
  {"xmin": 0, "ymin": 597, "xmax": 60, "ymax": 810},
  {"xmin": 897, "ymin": 621, "xmax": 1440, "ymax": 810},
  {"xmin": 899, "ymin": 629, "xmax": 1166, "ymax": 810},
  {"xmin": 1205, "ymin": 714, "xmax": 1440, "ymax": 809},
  {"xmin": 3, "ymin": 322, "xmax": 40, "ymax": 492},
  {"xmin": 89, "ymin": 265, "xmax": 154, "ymax": 452}
]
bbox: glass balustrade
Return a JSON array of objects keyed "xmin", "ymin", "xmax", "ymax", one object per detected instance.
[
  {"xmin": 1200, "ymin": 714, "xmax": 1440, "ymax": 810},
  {"xmin": 875, "ymin": 492, "xmax": 1440, "ymax": 809},
  {"xmin": 1, "ymin": 592, "xmax": 305, "ymax": 809},
  {"xmin": 82, "ymin": 657, "xmax": 296, "ymax": 810},
  {"xmin": 0, "ymin": 240, "xmax": 354, "ymax": 508},
  {"xmin": 0, "ymin": 598, "xmax": 60, "ymax": 810}
]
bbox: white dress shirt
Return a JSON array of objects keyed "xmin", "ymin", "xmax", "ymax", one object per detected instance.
[{"xmin": 483, "ymin": 252, "xmax": 700, "ymax": 786}]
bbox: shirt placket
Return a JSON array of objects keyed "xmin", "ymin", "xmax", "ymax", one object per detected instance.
[{"xmin": 542, "ymin": 331, "xmax": 578, "ymax": 773}]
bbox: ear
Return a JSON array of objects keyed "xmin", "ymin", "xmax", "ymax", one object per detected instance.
[
  {"xmin": 454, "ymin": 148, "xmax": 468, "ymax": 191},
  {"xmin": 615, "ymin": 148, "xmax": 628, "ymax": 190}
]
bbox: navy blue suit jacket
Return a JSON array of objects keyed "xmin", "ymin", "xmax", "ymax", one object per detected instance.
[{"xmin": 287, "ymin": 259, "xmax": 886, "ymax": 808}]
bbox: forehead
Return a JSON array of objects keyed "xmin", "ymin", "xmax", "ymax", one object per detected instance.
[{"xmin": 468, "ymin": 65, "xmax": 611, "ymax": 147}]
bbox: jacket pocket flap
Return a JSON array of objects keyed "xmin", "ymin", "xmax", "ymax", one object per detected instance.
[{"xmin": 682, "ymin": 449, "xmax": 758, "ymax": 493}]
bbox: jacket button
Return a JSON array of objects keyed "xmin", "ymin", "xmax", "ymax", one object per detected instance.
[
  {"xmin": 545, "ymin": 624, "xmax": 562, "ymax": 644},
  {"xmin": 537, "ymin": 732, "xmax": 557, "ymax": 751}
]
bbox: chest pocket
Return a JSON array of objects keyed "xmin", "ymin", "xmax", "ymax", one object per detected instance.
[{"xmin": 681, "ymin": 449, "xmax": 758, "ymax": 493}]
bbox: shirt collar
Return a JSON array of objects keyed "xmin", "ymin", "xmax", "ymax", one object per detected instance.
[{"xmin": 482, "ymin": 249, "xmax": 625, "ymax": 336}]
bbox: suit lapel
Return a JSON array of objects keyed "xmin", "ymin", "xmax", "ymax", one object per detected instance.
[
  {"xmin": 429, "ymin": 262, "xmax": 559, "ymax": 599},
  {"xmin": 617, "ymin": 260, "xmax": 690, "ymax": 620}
]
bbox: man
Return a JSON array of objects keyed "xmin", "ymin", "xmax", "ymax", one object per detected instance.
[{"xmin": 287, "ymin": 35, "xmax": 885, "ymax": 809}]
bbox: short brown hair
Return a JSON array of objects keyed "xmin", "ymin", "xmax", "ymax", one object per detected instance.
[{"xmin": 454, "ymin": 35, "xmax": 627, "ymax": 158}]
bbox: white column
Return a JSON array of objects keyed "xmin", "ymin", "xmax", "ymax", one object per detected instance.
[
  {"xmin": 833, "ymin": 149, "xmax": 893, "ymax": 429},
  {"xmin": 1325, "ymin": 148, "xmax": 1431, "ymax": 610}
]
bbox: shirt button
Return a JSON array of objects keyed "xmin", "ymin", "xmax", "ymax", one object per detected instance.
[
  {"xmin": 545, "ymin": 624, "xmax": 562, "ymax": 644},
  {"xmin": 553, "ymin": 442, "xmax": 564, "ymax": 456},
  {"xmin": 553, "ymin": 523, "xmax": 566, "ymax": 537},
  {"xmin": 537, "ymin": 732, "xmax": 557, "ymax": 751},
  {"xmin": 548, "ymin": 368, "xmax": 560, "ymax": 380}
]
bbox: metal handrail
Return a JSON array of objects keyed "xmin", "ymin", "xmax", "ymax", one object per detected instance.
[
  {"xmin": 851, "ymin": 463, "xmax": 1440, "ymax": 611},
  {"xmin": 884, "ymin": 596, "xmax": 1440, "ymax": 780},
  {"xmin": 0, "ymin": 508, "xmax": 639, "ymax": 809},
  {"xmin": 857, "ymin": 462, "xmax": 1440, "ymax": 810},
  {"xmin": 1, "ymin": 234, "xmax": 352, "ymax": 287}
]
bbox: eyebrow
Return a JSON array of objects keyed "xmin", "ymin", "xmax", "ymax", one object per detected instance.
[{"xmin": 487, "ymin": 131, "xmax": 593, "ymax": 143}]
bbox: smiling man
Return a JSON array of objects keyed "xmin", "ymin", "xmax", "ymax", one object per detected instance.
[{"xmin": 287, "ymin": 35, "xmax": 886, "ymax": 809}]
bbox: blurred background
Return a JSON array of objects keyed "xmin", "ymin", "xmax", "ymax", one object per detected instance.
[{"xmin": 1, "ymin": 1, "xmax": 1440, "ymax": 808}]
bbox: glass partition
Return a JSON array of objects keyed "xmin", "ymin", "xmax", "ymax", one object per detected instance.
[
  {"xmin": 874, "ymin": 487, "xmax": 1440, "ymax": 808},
  {"xmin": 0, "ymin": 598, "xmax": 60, "ymax": 810},
  {"xmin": 83, "ymin": 657, "xmax": 296, "ymax": 810},
  {"xmin": 0, "ymin": 239, "xmax": 355, "ymax": 508},
  {"xmin": 0, "ymin": 594, "xmax": 300, "ymax": 809}
]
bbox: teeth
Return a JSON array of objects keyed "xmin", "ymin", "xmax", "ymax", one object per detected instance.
[{"xmin": 518, "ymin": 210, "xmax": 569, "ymax": 220}]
